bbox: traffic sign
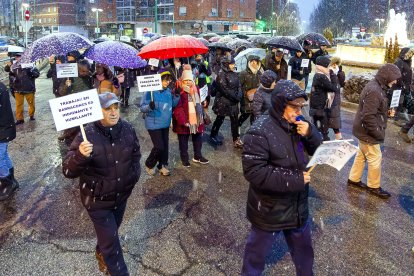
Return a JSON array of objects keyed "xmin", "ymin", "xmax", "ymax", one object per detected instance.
[
  {"xmin": 25, "ymin": 10, "xmax": 30, "ymax": 21},
  {"xmin": 143, "ymin": 27, "xmax": 148, "ymax": 34}
]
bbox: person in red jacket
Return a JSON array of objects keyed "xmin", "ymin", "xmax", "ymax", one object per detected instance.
[{"xmin": 173, "ymin": 65, "xmax": 209, "ymax": 167}]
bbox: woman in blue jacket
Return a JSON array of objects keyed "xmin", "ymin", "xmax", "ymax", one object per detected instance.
[{"xmin": 140, "ymin": 70, "xmax": 179, "ymax": 176}]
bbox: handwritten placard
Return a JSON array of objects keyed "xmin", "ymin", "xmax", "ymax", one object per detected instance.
[
  {"xmin": 56, "ymin": 63, "xmax": 79, "ymax": 78},
  {"xmin": 137, "ymin": 74, "xmax": 162, "ymax": 92},
  {"xmin": 390, "ymin": 89, "xmax": 401, "ymax": 108},
  {"xmin": 49, "ymin": 89, "xmax": 103, "ymax": 131},
  {"xmin": 301, "ymin": 59, "xmax": 310, "ymax": 68},
  {"xmin": 148, "ymin": 58, "xmax": 160, "ymax": 67}
]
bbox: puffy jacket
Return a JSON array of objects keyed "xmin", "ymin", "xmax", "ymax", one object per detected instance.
[
  {"xmin": 252, "ymin": 85, "xmax": 274, "ymax": 118},
  {"xmin": 265, "ymin": 52, "xmax": 288, "ymax": 81},
  {"xmin": 288, "ymin": 55, "xmax": 304, "ymax": 81},
  {"xmin": 0, "ymin": 82, "xmax": 16, "ymax": 143},
  {"xmin": 172, "ymin": 88, "xmax": 205, "ymax": 135},
  {"xmin": 212, "ymin": 65, "xmax": 242, "ymax": 117},
  {"xmin": 309, "ymin": 70, "xmax": 340, "ymax": 110},
  {"xmin": 242, "ymin": 83, "xmax": 322, "ymax": 231},
  {"xmin": 353, "ymin": 64, "xmax": 401, "ymax": 144},
  {"xmin": 5, "ymin": 62, "xmax": 39, "ymax": 93},
  {"xmin": 239, "ymin": 64, "xmax": 262, "ymax": 113},
  {"xmin": 62, "ymin": 120, "xmax": 141, "ymax": 209},
  {"xmin": 140, "ymin": 87, "xmax": 179, "ymax": 130},
  {"xmin": 394, "ymin": 47, "xmax": 413, "ymax": 92}
]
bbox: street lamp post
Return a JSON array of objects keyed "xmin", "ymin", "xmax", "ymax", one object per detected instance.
[
  {"xmin": 375, "ymin": 18, "xmax": 385, "ymax": 34},
  {"xmin": 21, "ymin": 3, "xmax": 29, "ymax": 47},
  {"xmin": 154, "ymin": 0, "xmax": 158, "ymax": 33},
  {"xmin": 92, "ymin": 8, "xmax": 103, "ymax": 39},
  {"xmin": 169, "ymin": 12, "xmax": 175, "ymax": 35},
  {"xmin": 270, "ymin": 0, "xmax": 274, "ymax": 36}
]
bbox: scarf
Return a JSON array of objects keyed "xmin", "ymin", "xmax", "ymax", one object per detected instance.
[
  {"xmin": 248, "ymin": 62, "xmax": 260, "ymax": 75},
  {"xmin": 184, "ymin": 82, "xmax": 203, "ymax": 134},
  {"xmin": 315, "ymin": 65, "xmax": 331, "ymax": 81}
]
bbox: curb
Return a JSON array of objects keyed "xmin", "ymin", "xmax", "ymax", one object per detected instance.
[{"xmin": 341, "ymin": 100, "xmax": 358, "ymax": 111}]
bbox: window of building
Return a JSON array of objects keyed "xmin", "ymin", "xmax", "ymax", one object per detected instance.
[
  {"xmin": 48, "ymin": 18, "xmax": 51, "ymax": 22},
  {"xmin": 224, "ymin": 25, "xmax": 229, "ymax": 32},
  {"xmin": 48, "ymin": 7, "xmax": 51, "ymax": 12},
  {"xmin": 207, "ymin": 25, "xmax": 212, "ymax": 31},
  {"xmin": 53, "ymin": 7, "xmax": 57, "ymax": 12},
  {"xmin": 54, "ymin": 18, "xmax": 56, "ymax": 22},
  {"xmin": 108, "ymin": 11, "xmax": 112, "ymax": 18},
  {"xmin": 227, "ymin": 9, "xmax": 232, "ymax": 17},
  {"xmin": 240, "ymin": 0, "xmax": 245, "ymax": 3},
  {"xmin": 38, "ymin": 18, "xmax": 41, "ymax": 23},
  {"xmin": 211, "ymin": 8, "xmax": 217, "ymax": 17},
  {"xmin": 179, "ymin": 6, "xmax": 186, "ymax": 16},
  {"xmin": 240, "ymin": 11, "xmax": 244, "ymax": 17},
  {"xmin": 108, "ymin": 0, "xmax": 112, "ymax": 3}
]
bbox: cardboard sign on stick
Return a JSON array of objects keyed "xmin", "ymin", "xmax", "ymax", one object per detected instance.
[
  {"xmin": 56, "ymin": 63, "xmax": 79, "ymax": 78},
  {"xmin": 390, "ymin": 89, "xmax": 401, "ymax": 108},
  {"xmin": 301, "ymin": 59, "xmax": 310, "ymax": 68},
  {"xmin": 49, "ymin": 89, "xmax": 103, "ymax": 131},
  {"xmin": 137, "ymin": 74, "xmax": 162, "ymax": 92}
]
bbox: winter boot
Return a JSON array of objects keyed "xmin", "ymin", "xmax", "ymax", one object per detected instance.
[
  {"xmin": 9, "ymin": 167, "xmax": 19, "ymax": 187},
  {"xmin": 0, "ymin": 174, "xmax": 18, "ymax": 201},
  {"xmin": 95, "ymin": 250, "xmax": 109, "ymax": 274}
]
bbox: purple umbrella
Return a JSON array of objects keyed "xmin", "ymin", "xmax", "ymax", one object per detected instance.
[
  {"xmin": 21, "ymin": 32, "xmax": 93, "ymax": 62},
  {"xmin": 84, "ymin": 41, "xmax": 147, "ymax": 68}
]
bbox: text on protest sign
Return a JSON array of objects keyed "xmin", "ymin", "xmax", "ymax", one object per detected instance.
[
  {"xmin": 301, "ymin": 59, "xmax": 310, "ymax": 68},
  {"xmin": 56, "ymin": 63, "xmax": 79, "ymax": 78},
  {"xmin": 137, "ymin": 74, "xmax": 162, "ymax": 92},
  {"xmin": 306, "ymin": 140, "xmax": 358, "ymax": 171},
  {"xmin": 148, "ymin": 58, "xmax": 160, "ymax": 67},
  {"xmin": 49, "ymin": 89, "xmax": 103, "ymax": 131},
  {"xmin": 390, "ymin": 90, "xmax": 401, "ymax": 108}
]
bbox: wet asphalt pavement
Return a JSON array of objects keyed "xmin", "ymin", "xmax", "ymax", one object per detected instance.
[{"xmin": 0, "ymin": 72, "xmax": 413, "ymax": 276}]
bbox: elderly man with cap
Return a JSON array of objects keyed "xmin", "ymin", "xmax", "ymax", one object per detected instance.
[
  {"xmin": 63, "ymin": 92, "xmax": 141, "ymax": 275},
  {"xmin": 241, "ymin": 80, "xmax": 323, "ymax": 276},
  {"xmin": 347, "ymin": 64, "xmax": 401, "ymax": 199},
  {"xmin": 4, "ymin": 52, "xmax": 40, "ymax": 125},
  {"xmin": 264, "ymin": 48, "xmax": 288, "ymax": 81},
  {"xmin": 238, "ymin": 55, "xmax": 264, "ymax": 128}
]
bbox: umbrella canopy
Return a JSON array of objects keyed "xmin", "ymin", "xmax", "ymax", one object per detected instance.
[
  {"xmin": 0, "ymin": 45, "xmax": 25, "ymax": 55},
  {"xmin": 21, "ymin": 32, "xmax": 93, "ymax": 62},
  {"xmin": 138, "ymin": 36, "xmax": 208, "ymax": 60},
  {"xmin": 297, "ymin": 32, "xmax": 331, "ymax": 48},
  {"xmin": 234, "ymin": 48, "xmax": 267, "ymax": 72},
  {"xmin": 197, "ymin": 37, "xmax": 210, "ymax": 47},
  {"xmin": 199, "ymin": 33, "xmax": 218, "ymax": 39},
  {"xmin": 208, "ymin": 36, "xmax": 221, "ymax": 43},
  {"xmin": 236, "ymin": 34, "xmax": 250, "ymax": 40},
  {"xmin": 266, "ymin": 36, "xmax": 304, "ymax": 52},
  {"xmin": 248, "ymin": 35, "xmax": 271, "ymax": 47},
  {"xmin": 208, "ymin": 42, "xmax": 232, "ymax": 52},
  {"xmin": 85, "ymin": 41, "xmax": 146, "ymax": 68},
  {"xmin": 93, "ymin": 37, "xmax": 111, "ymax": 44},
  {"xmin": 218, "ymin": 36, "xmax": 233, "ymax": 44},
  {"xmin": 226, "ymin": 39, "xmax": 254, "ymax": 51}
]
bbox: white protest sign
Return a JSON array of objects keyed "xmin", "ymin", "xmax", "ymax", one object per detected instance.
[
  {"xmin": 21, "ymin": 63, "xmax": 35, "ymax": 69},
  {"xmin": 137, "ymin": 74, "xmax": 162, "ymax": 92},
  {"xmin": 301, "ymin": 59, "xmax": 310, "ymax": 68},
  {"xmin": 199, "ymin": 85, "xmax": 208, "ymax": 102},
  {"xmin": 56, "ymin": 63, "xmax": 79, "ymax": 78},
  {"xmin": 307, "ymin": 140, "xmax": 358, "ymax": 171},
  {"xmin": 287, "ymin": 65, "xmax": 292, "ymax": 80},
  {"xmin": 390, "ymin": 89, "xmax": 401, "ymax": 108},
  {"xmin": 49, "ymin": 89, "xmax": 103, "ymax": 131},
  {"xmin": 148, "ymin": 58, "xmax": 159, "ymax": 67}
]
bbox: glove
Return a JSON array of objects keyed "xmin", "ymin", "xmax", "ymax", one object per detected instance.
[{"xmin": 149, "ymin": 101, "xmax": 155, "ymax": 110}]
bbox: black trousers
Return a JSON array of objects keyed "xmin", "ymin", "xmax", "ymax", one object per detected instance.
[
  {"xmin": 312, "ymin": 112, "xmax": 329, "ymax": 140},
  {"xmin": 177, "ymin": 133, "xmax": 202, "ymax": 162},
  {"xmin": 146, "ymin": 127, "xmax": 169, "ymax": 169},
  {"xmin": 238, "ymin": 112, "xmax": 254, "ymax": 127},
  {"xmin": 120, "ymin": 87, "xmax": 131, "ymax": 105},
  {"xmin": 88, "ymin": 201, "xmax": 129, "ymax": 276},
  {"xmin": 211, "ymin": 115, "xmax": 239, "ymax": 141}
]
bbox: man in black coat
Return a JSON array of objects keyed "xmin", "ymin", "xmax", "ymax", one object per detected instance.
[
  {"xmin": 63, "ymin": 92, "xmax": 141, "ymax": 275},
  {"xmin": 0, "ymin": 82, "xmax": 19, "ymax": 201},
  {"xmin": 312, "ymin": 43, "xmax": 329, "ymax": 64},
  {"xmin": 241, "ymin": 80, "xmax": 322, "ymax": 276}
]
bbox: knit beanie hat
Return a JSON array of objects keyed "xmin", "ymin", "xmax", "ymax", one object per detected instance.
[
  {"xmin": 316, "ymin": 56, "xmax": 331, "ymax": 68},
  {"xmin": 260, "ymin": 70, "xmax": 278, "ymax": 88}
]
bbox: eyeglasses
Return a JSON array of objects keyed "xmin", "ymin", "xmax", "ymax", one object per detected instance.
[{"xmin": 287, "ymin": 104, "xmax": 304, "ymax": 112}]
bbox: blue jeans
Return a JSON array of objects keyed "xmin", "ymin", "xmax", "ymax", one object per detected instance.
[
  {"xmin": 0, "ymin": 143, "xmax": 13, "ymax": 178},
  {"xmin": 242, "ymin": 221, "xmax": 314, "ymax": 276}
]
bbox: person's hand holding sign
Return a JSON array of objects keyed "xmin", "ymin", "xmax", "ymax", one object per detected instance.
[{"xmin": 79, "ymin": 141, "xmax": 93, "ymax": 157}]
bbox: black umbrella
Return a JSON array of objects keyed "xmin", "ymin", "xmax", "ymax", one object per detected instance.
[
  {"xmin": 248, "ymin": 35, "xmax": 271, "ymax": 47},
  {"xmin": 197, "ymin": 37, "xmax": 210, "ymax": 47},
  {"xmin": 226, "ymin": 39, "xmax": 254, "ymax": 51},
  {"xmin": 236, "ymin": 34, "xmax": 249, "ymax": 40},
  {"xmin": 208, "ymin": 42, "xmax": 232, "ymax": 52},
  {"xmin": 297, "ymin": 32, "xmax": 331, "ymax": 47},
  {"xmin": 266, "ymin": 36, "xmax": 304, "ymax": 52}
]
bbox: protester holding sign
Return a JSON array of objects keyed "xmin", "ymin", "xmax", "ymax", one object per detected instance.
[
  {"xmin": 173, "ymin": 65, "xmax": 209, "ymax": 167},
  {"xmin": 140, "ymin": 69, "xmax": 179, "ymax": 176},
  {"xmin": 46, "ymin": 55, "xmax": 65, "ymax": 98},
  {"xmin": 4, "ymin": 52, "xmax": 40, "ymax": 125},
  {"xmin": 302, "ymin": 41, "xmax": 313, "ymax": 90},
  {"xmin": 288, "ymin": 50, "xmax": 306, "ymax": 90},
  {"xmin": 347, "ymin": 64, "xmax": 401, "ymax": 199},
  {"xmin": 62, "ymin": 92, "xmax": 141, "ymax": 276},
  {"xmin": 94, "ymin": 64, "xmax": 120, "ymax": 96},
  {"xmin": 241, "ymin": 80, "xmax": 322, "ymax": 275}
]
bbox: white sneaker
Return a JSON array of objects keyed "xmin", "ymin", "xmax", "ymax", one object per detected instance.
[
  {"xmin": 159, "ymin": 166, "xmax": 171, "ymax": 176},
  {"xmin": 145, "ymin": 166, "xmax": 156, "ymax": 176}
]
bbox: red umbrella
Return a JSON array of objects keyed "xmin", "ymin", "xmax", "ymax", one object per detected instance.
[{"xmin": 138, "ymin": 36, "xmax": 208, "ymax": 60}]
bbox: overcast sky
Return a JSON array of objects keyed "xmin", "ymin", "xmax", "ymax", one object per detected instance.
[{"xmin": 293, "ymin": 0, "xmax": 320, "ymax": 23}]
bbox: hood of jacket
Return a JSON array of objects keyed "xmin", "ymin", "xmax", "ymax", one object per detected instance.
[
  {"xmin": 374, "ymin": 63, "xmax": 401, "ymax": 87},
  {"xmin": 269, "ymin": 80, "xmax": 308, "ymax": 119}
]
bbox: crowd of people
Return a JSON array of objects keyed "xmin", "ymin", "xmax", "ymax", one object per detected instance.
[{"xmin": 0, "ymin": 38, "xmax": 413, "ymax": 275}]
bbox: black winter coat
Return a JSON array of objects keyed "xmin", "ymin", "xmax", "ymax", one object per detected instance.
[
  {"xmin": 309, "ymin": 71, "xmax": 340, "ymax": 111},
  {"xmin": 312, "ymin": 49, "xmax": 329, "ymax": 64},
  {"xmin": 303, "ymin": 49, "xmax": 313, "ymax": 75},
  {"xmin": 212, "ymin": 66, "xmax": 242, "ymax": 117},
  {"xmin": 265, "ymin": 52, "xmax": 288, "ymax": 81},
  {"xmin": 288, "ymin": 55, "xmax": 304, "ymax": 81},
  {"xmin": 242, "ymin": 99, "xmax": 322, "ymax": 231},
  {"xmin": 5, "ymin": 63, "xmax": 39, "ymax": 93},
  {"xmin": 115, "ymin": 68, "xmax": 136, "ymax": 89},
  {"xmin": 353, "ymin": 64, "xmax": 401, "ymax": 144},
  {"xmin": 47, "ymin": 63, "xmax": 63, "ymax": 96},
  {"xmin": 0, "ymin": 82, "xmax": 16, "ymax": 143},
  {"xmin": 394, "ymin": 47, "xmax": 412, "ymax": 93},
  {"xmin": 252, "ymin": 85, "xmax": 273, "ymax": 118},
  {"xmin": 239, "ymin": 65, "xmax": 262, "ymax": 113},
  {"xmin": 62, "ymin": 119, "xmax": 141, "ymax": 209}
]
